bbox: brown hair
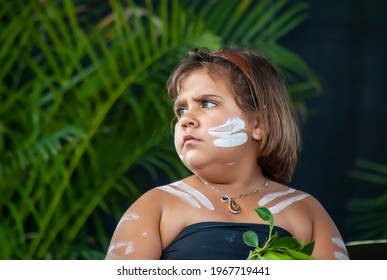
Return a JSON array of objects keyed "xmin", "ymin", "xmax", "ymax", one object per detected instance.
[{"xmin": 167, "ymin": 47, "xmax": 301, "ymax": 183}]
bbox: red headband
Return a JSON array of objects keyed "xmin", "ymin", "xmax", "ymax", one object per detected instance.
[
  {"xmin": 211, "ymin": 50, "xmax": 258, "ymax": 111},
  {"xmin": 210, "ymin": 51, "xmax": 252, "ymax": 82}
]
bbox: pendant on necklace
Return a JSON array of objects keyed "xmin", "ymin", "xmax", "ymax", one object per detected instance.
[
  {"xmin": 197, "ymin": 175, "xmax": 269, "ymax": 215},
  {"xmin": 221, "ymin": 196, "xmax": 241, "ymax": 214},
  {"xmin": 228, "ymin": 198, "xmax": 242, "ymax": 214}
]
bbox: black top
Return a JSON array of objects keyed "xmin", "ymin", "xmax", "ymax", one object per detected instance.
[{"xmin": 161, "ymin": 221, "xmax": 292, "ymax": 260}]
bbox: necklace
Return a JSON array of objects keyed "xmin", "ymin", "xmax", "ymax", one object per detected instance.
[{"xmin": 197, "ymin": 176, "xmax": 269, "ymax": 214}]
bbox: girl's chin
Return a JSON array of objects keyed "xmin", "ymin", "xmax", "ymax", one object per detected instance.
[
  {"xmin": 180, "ymin": 149, "xmax": 236, "ymax": 170},
  {"xmin": 181, "ymin": 157, "xmax": 211, "ymax": 173}
]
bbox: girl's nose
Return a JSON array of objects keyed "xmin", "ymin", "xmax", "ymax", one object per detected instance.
[{"xmin": 179, "ymin": 111, "xmax": 199, "ymax": 129}]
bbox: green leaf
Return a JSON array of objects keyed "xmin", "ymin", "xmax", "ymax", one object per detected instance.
[
  {"xmin": 246, "ymin": 207, "xmax": 315, "ymax": 260},
  {"xmin": 254, "ymin": 207, "xmax": 273, "ymax": 224},
  {"xmin": 243, "ymin": 231, "xmax": 259, "ymax": 248},
  {"xmin": 261, "ymin": 251, "xmax": 293, "ymax": 260},
  {"xmin": 254, "ymin": 207, "xmax": 274, "ymax": 237},
  {"xmin": 301, "ymin": 241, "xmax": 315, "ymax": 255},
  {"xmin": 283, "ymin": 248, "xmax": 315, "ymax": 260},
  {"xmin": 271, "ymin": 236, "xmax": 302, "ymax": 250},
  {"xmin": 347, "ymin": 160, "xmax": 387, "ymax": 239}
]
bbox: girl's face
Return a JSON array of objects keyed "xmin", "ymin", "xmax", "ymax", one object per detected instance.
[{"xmin": 173, "ymin": 68, "xmax": 260, "ymax": 173}]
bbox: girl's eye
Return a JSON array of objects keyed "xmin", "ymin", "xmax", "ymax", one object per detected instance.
[
  {"xmin": 175, "ymin": 108, "xmax": 187, "ymax": 117},
  {"xmin": 174, "ymin": 100, "xmax": 216, "ymax": 117},
  {"xmin": 202, "ymin": 100, "xmax": 216, "ymax": 109}
]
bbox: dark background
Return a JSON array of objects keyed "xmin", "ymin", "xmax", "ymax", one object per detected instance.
[{"xmin": 282, "ymin": 0, "xmax": 387, "ymax": 241}]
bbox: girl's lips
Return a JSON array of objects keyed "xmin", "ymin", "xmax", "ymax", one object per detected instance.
[{"xmin": 183, "ymin": 134, "xmax": 199, "ymax": 144}]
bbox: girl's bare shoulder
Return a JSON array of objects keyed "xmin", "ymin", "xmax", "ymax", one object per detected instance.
[{"xmin": 257, "ymin": 182, "xmax": 322, "ymax": 239}]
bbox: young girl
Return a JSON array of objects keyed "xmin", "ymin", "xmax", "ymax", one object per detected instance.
[{"xmin": 105, "ymin": 47, "xmax": 349, "ymax": 260}]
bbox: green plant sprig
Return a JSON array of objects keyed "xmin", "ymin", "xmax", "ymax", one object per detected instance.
[{"xmin": 243, "ymin": 207, "xmax": 315, "ymax": 260}]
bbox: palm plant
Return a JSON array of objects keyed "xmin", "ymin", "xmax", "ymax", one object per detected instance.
[
  {"xmin": 0, "ymin": 0, "xmax": 319, "ymax": 259},
  {"xmin": 347, "ymin": 160, "xmax": 387, "ymax": 240}
]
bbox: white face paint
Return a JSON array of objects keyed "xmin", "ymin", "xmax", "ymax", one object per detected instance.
[
  {"xmin": 331, "ymin": 237, "xmax": 349, "ymax": 260},
  {"xmin": 105, "ymin": 251, "xmax": 120, "ymax": 260},
  {"xmin": 208, "ymin": 117, "xmax": 248, "ymax": 147},
  {"xmin": 157, "ymin": 185, "xmax": 201, "ymax": 208},
  {"xmin": 334, "ymin": 251, "xmax": 349, "ymax": 260},
  {"xmin": 267, "ymin": 194, "xmax": 310, "ymax": 214},
  {"xmin": 108, "ymin": 241, "xmax": 134, "ymax": 255},
  {"xmin": 156, "ymin": 181, "xmax": 215, "ymax": 210},
  {"xmin": 331, "ymin": 237, "xmax": 346, "ymax": 250},
  {"xmin": 116, "ymin": 212, "xmax": 140, "ymax": 228},
  {"xmin": 258, "ymin": 188, "xmax": 296, "ymax": 206},
  {"xmin": 125, "ymin": 243, "xmax": 134, "ymax": 255},
  {"xmin": 171, "ymin": 181, "xmax": 214, "ymax": 210},
  {"xmin": 157, "ymin": 181, "xmax": 214, "ymax": 210}
]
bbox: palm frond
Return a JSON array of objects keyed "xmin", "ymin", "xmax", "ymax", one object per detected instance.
[
  {"xmin": 1, "ymin": 0, "xmax": 319, "ymax": 259},
  {"xmin": 347, "ymin": 160, "xmax": 387, "ymax": 240}
]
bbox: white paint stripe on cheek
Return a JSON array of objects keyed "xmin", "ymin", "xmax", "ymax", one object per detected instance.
[
  {"xmin": 208, "ymin": 117, "xmax": 245, "ymax": 137},
  {"xmin": 208, "ymin": 117, "xmax": 248, "ymax": 148},
  {"xmin": 334, "ymin": 251, "xmax": 349, "ymax": 260},
  {"xmin": 172, "ymin": 181, "xmax": 214, "ymax": 210},
  {"xmin": 157, "ymin": 185, "xmax": 201, "ymax": 208},
  {"xmin": 268, "ymin": 194, "xmax": 310, "ymax": 214},
  {"xmin": 258, "ymin": 188, "xmax": 296, "ymax": 206},
  {"xmin": 213, "ymin": 132, "xmax": 248, "ymax": 147}
]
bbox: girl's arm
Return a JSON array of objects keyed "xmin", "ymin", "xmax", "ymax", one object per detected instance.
[
  {"xmin": 105, "ymin": 189, "xmax": 164, "ymax": 260},
  {"xmin": 308, "ymin": 197, "xmax": 349, "ymax": 260}
]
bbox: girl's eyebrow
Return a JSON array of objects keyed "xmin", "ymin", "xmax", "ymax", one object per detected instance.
[
  {"xmin": 193, "ymin": 94, "xmax": 224, "ymax": 101},
  {"xmin": 174, "ymin": 94, "xmax": 224, "ymax": 109},
  {"xmin": 173, "ymin": 99, "xmax": 184, "ymax": 109}
]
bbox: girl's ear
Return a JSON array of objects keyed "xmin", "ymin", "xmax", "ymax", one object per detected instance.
[{"xmin": 252, "ymin": 117, "xmax": 263, "ymax": 141}]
